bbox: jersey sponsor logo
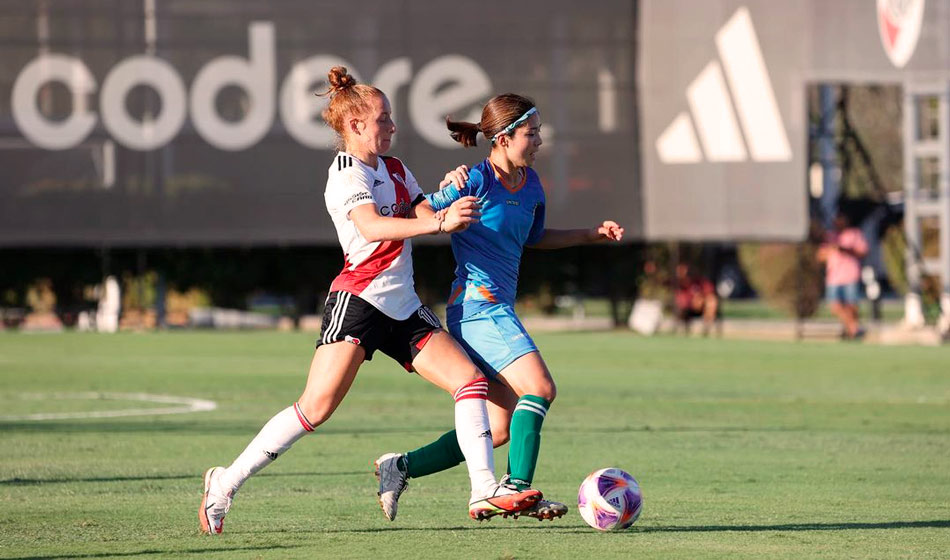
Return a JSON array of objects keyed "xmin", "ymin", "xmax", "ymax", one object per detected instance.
[
  {"xmin": 379, "ymin": 201, "xmax": 411, "ymax": 217},
  {"xmin": 877, "ymin": 0, "xmax": 925, "ymax": 68},
  {"xmin": 344, "ymin": 192, "xmax": 373, "ymax": 206},
  {"xmin": 655, "ymin": 7, "xmax": 791, "ymax": 165},
  {"xmin": 506, "ymin": 199, "xmax": 520, "ymax": 206}
]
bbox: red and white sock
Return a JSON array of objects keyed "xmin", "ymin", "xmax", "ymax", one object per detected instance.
[
  {"xmin": 217, "ymin": 403, "xmax": 313, "ymax": 493},
  {"xmin": 453, "ymin": 378, "xmax": 496, "ymax": 499}
]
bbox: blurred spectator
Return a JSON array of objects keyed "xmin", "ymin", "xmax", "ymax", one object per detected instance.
[
  {"xmin": 818, "ymin": 212, "xmax": 868, "ymax": 340},
  {"xmin": 674, "ymin": 263, "xmax": 719, "ymax": 336}
]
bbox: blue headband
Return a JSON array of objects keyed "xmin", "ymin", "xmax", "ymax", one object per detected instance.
[{"xmin": 491, "ymin": 107, "xmax": 538, "ymax": 143}]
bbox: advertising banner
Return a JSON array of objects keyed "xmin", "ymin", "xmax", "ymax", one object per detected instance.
[{"xmin": 0, "ymin": 0, "xmax": 640, "ymax": 246}]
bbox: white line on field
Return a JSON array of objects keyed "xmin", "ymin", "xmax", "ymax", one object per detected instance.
[{"xmin": 0, "ymin": 392, "xmax": 217, "ymax": 421}]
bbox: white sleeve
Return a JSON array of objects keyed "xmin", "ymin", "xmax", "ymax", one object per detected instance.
[
  {"xmin": 325, "ymin": 167, "xmax": 375, "ymax": 220},
  {"xmin": 402, "ymin": 165, "xmax": 424, "ymax": 203}
]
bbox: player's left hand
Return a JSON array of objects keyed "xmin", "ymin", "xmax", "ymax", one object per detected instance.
[
  {"xmin": 591, "ymin": 220, "xmax": 624, "ymax": 242},
  {"xmin": 439, "ymin": 165, "xmax": 470, "ymax": 190}
]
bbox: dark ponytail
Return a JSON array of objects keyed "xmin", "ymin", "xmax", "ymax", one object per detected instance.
[
  {"xmin": 445, "ymin": 93, "xmax": 536, "ymax": 148},
  {"xmin": 446, "ymin": 117, "xmax": 482, "ymax": 148}
]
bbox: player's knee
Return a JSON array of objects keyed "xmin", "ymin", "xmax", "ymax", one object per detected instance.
[
  {"xmin": 468, "ymin": 369, "xmax": 486, "ymax": 385},
  {"xmin": 296, "ymin": 397, "xmax": 335, "ymax": 428},
  {"xmin": 452, "ymin": 370, "xmax": 486, "ymax": 394},
  {"xmin": 492, "ymin": 426, "xmax": 510, "ymax": 447},
  {"xmin": 533, "ymin": 381, "xmax": 557, "ymax": 403}
]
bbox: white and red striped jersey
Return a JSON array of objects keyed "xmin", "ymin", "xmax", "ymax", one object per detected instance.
[{"xmin": 324, "ymin": 152, "xmax": 426, "ymax": 320}]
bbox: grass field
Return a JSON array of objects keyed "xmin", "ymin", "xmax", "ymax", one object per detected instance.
[{"xmin": 1, "ymin": 331, "xmax": 949, "ymax": 559}]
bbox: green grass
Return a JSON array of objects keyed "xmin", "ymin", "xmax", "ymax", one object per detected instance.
[
  {"xmin": 1, "ymin": 332, "xmax": 948, "ymax": 559},
  {"xmin": 524, "ymin": 297, "xmax": 908, "ymax": 322}
]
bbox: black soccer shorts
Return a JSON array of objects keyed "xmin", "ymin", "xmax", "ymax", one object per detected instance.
[{"xmin": 316, "ymin": 291, "xmax": 443, "ymax": 371}]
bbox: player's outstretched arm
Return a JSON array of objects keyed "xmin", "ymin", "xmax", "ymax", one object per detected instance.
[
  {"xmin": 527, "ymin": 220, "xmax": 624, "ymax": 249},
  {"xmin": 352, "ymin": 197, "xmax": 481, "ymax": 242},
  {"xmin": 350, "ymin": 203, "xmax": 441, "ymax": 241},
  {"xmin": 413, "ymin": 197, "xmax": 481, "ymax": 234}
]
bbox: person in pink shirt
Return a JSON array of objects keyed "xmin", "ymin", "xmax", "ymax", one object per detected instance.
[{"xmin": 818, "ymin": 212, "xmax": 869, "ymax": 340}]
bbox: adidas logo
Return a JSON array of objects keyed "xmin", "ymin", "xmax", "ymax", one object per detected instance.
[
  {"xmin": 263, "ymin": 450, "xmax": 279, "ymax": 460},
  {"xmin": 656, "ymin": 7, "xmax": 791, "ymax": 165},
  {"xmin": 373, "ymin": 179, "xmax": 384, "ymax": 187}
]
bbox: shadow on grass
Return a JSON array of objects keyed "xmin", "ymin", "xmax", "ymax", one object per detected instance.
[
  {"xmin": 639, "ymin": 519, "xmax": 950, "ymax": 532},
  {"xmin": 7, "ymin": 543, "xmax": 304, "ymax": 560},
  {"xmin": 0, "ymin": 421, "xmax": 456, "ymax": 436},
  {"xmin": 0, "ymin": 470, "xmax": 366, "ymax": 486},
  {"xmin": 301, "ymin": 519, "xmax": 950, "ymax": 534},
  {"xmin": 0, "ymin": 420, "xmax": 814, "ymax": 436}
]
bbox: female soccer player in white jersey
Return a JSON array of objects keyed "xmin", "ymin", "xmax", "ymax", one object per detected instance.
[
  {"xmin": 198, "ymin": 70, "xmax": 541, "ymax": 534},
  {"xmin": 373, "ymin": 94, "xmax": 624, "ymax": 521}
]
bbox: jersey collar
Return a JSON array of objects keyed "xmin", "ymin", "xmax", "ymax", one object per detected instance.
[{"xmin": 489, "ymin": 159, "xmax": 527, "ymax": 193}]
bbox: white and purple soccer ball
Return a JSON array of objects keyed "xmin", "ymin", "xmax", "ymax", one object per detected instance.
[{"xmin": 577, "ymin": 467, "xmax": 643, "ymax": 531}]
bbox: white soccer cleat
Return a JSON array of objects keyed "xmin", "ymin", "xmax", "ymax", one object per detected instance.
[
  {"xmin": 199, "ymin": 466, "xmax": 232, "ymax": 535},
  {"xmin": 374, "ymin": 453, "xmax": 409, "ymax": 521}
]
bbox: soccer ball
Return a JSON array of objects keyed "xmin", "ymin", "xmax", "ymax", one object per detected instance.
[{"xmin": 577, "ymin": 467, "xmax": 642, "ymax": 531}]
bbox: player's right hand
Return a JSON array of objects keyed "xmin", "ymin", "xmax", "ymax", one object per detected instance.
[{"xmin": 442, "ymin": 196, "xmax": 481, "ymax": 233}]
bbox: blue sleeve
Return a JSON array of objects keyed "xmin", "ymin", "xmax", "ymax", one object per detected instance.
[
  {"xmin": 425, "ymin": 168, "xmax": 484, "ymax": 211},
  {"xmin": 425, "ymin": 185, "xmax": 461, "ymax": 211},
  {"xmin": 526, "ymin": 199, "xmax": 546, "ymax": 246}
]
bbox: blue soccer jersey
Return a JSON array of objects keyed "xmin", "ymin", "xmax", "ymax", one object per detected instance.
[{"xmin": 426, "ymin": 158, "xmax": 546, "ymax": 317}]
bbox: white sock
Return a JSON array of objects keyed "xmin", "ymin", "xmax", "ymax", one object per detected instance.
[
  {"xmin": 453, "ymin": 378, "xmax": 496, "ymax": 499},
  {"xmin": 217, "ymin": 403, "xmax": 313, "ymax": 493}
]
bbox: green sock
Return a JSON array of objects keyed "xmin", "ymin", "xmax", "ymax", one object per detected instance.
[
  {"xmin": 507, "ymin": 395, "xmax": 549, "ymax": 490},
  {"xmin": 405, "ymin": 430, "xmax": 466, "ymax": 478}
]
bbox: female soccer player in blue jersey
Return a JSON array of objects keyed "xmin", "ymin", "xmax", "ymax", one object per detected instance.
[{"xmin": 374, "ymin": 93, "xmax": 624, "ymax": 521}]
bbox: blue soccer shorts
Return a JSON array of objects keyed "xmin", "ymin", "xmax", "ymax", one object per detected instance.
[{"xmin": 446, "ymin": 303, "xmax": 538, "ymax": 378}]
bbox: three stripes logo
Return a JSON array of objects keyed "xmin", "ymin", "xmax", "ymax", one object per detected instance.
[
  {"xmin": 336, "ymin": 154, "xmax": 353, "ymax": 171},
  {"xmin": 655, "ymin": 7, "xmax": 791, "ymax": 165}
]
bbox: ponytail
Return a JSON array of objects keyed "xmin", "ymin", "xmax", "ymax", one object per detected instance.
[
  {"xmin": 446, "ymin": 117, "xmax": 481, "ymax": 148},
  {"xmin": 446, "ymin": 93, "xmax": 536, "ymax": 149}
]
